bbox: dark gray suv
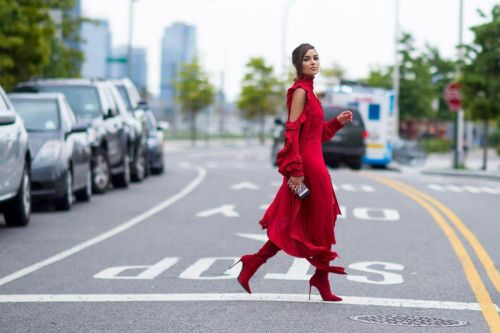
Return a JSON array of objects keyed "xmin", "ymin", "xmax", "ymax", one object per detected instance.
[{"xmin": 14, "ymin": 79, "xmax": 133, "ymax": 193}]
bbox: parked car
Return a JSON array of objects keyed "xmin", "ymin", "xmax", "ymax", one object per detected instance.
[
  {"xmin": 8, "ymin": 93, "xmax": 92, "ymax": 210},
  {"xmin": 110, "ymin": 78, "xmax": 148, "ymax": 179},
  {"xmin": 322, "ymin": 106, "xmax": 367, "ymax": 170},
  {"xmin": 141, "ymin": 104, "xmax": 167, "ymax": 174},
  {"xmin": 0, "ymin": 86, "xmax": 31, "ymax": 226},
  {"xmin": 270, "ymin": 106, "xmax": 366, "ymax": 170},
  {"xmin": 14, "ymin": 79, "xmax": 132, "ymax": 193}
]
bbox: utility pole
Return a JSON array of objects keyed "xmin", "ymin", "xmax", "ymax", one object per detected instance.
[
  {"xmin": 281, "ymin": 0, "xmax": 295, "ymax": 117},
  {"xmin": 454, "ymin": 0, "xmax": 465, "ymax": 168},
  {"xmin": 393, "ymin": 0, "xmax": 400, "ymax": 139},
  {"xmin": 127, "ymin": 0, "xmax": 137, "ymax": 78}
]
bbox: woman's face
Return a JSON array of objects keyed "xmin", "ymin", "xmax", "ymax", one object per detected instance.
[{"xmin": 301, "ymin": 49, "xmax": 320, "ymax": 78}]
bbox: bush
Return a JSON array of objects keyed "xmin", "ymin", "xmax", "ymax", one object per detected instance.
[{"xmin": 421, "ymin": 138, "xmax": 453, "ymax": 153}]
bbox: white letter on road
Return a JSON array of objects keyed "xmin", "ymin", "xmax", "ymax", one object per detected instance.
[
  {"xmin": 93, "ymin": 257, "xmax": 179, "ymax": 280},
  {"xmin": 353, "ymin": 208, "xmax": 400, "ymax": 221},
  {"xmin": 179, "ymin": 257, "xmax": 240, "ymax": 280},
  {"xmin": 265, "ymin": 258, "xmax": 312, "ymax": 280},
  {"xmin": 347, "ymin": 261, "xmax": 404, "ymax": 285}
]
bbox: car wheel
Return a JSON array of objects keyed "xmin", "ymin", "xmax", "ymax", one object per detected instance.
[
  {"xmin": 54, "ymin": 171, "xmax": 73, "ymax": 211},
  {"xmin": 92, "ymin": 149, "xmax": 110, "ymax": 194},
  {"xmin": 349, "ymin": 159, "xmax": 363, "ymax": 170},
  {"xmin": 4, "ymin": 165, "xmax": 31, "ymax": 227},
  {"xmin": 112, "ymin": 153, "xmax": 130, "ymax": 188},
  {"xmin": 75, "ymin": 168, "xmax": 92, "ymax": 202},
  {"xmin": 131, "ymin": 146, "xmax": 146, "ymax": 182},
  {"xmin": 144, "ymin": 152, "xmax": 151, "ymax": 178},
  {"xmin": 151, "ymin": 156, "xmax": 164, "ymax": 175}
]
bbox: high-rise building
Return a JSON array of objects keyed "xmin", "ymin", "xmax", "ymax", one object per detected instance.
[
  {"xmin": 66, "ymin": 0, "xmax": 82, "ymax": 51},
  {"xmin": 81, "ymin": 20, "xmax": 112, "ymax": 79},
  {"xmin": 109, "ymin": 47, "xmax": 148, "ymax": 93},
  {"xmin": 160, "ymin": 23, "xmax": 197, "ymax": 115}
]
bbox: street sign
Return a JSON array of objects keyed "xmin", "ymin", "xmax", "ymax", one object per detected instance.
[
  {"xmin": 106, "ymin": 57, "xmax": 128, "ymax": 64},
  {"xmin": 444, "ymin": 82, "xmax": 461, "ymax": 111}
]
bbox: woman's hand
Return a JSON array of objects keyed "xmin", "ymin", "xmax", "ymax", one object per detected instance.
[
  {"xmin": 288, "ymin": 176, "xmax": 305, "ymax": 192},
  {"xmin": 336, "ymin": 111, "xmax": 353, "ymax": 125}
]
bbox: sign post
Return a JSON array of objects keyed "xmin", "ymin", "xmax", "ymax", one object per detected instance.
[{"xmin": 444, "ymin": 82, "xmax": 463, "ymax": 169}]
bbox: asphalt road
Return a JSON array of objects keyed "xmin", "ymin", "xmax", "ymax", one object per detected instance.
[{"xmin": 0, "ymin": 143, "xmax": 499, "ymax": 333}]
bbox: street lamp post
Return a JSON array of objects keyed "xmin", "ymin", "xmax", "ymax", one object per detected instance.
[
  {"xmin": 281, "ymin": 0, "xmax": 296, "ymax": 118},
  {"xmin": 393, "ymin": 0, "xmax": 400, "ymax": 139},
  {"xmin": 127, "ymin": 0, "xmax": 137, "ymax": 78},
  {"xmin": 454, "ymin": 0, "xmax": 465, "ymax": 169}
]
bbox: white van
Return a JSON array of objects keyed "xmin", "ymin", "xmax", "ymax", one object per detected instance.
[{"xmin": 325, "ymin": 84, "xmax": 396, "ymax": 167}]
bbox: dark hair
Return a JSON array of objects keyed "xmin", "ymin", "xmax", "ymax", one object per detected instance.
[{"xmin": 292, "ymin": 43, "xmax": 315, "ymax": 79}]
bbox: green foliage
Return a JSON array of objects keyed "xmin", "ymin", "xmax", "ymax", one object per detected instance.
[
  {"xmin": 237, "ymin": 57, "xmax": 281, "ymax": 120},
  {"xmin": 460, "ymin": 5, "xmax": 500, "ymax": 123},
  {"xmin": 321, "ymin": 63, "xmax": 345, "ymax": 87},
  {"xmin": 237, "ymin": 57, "xmax": 281, "ymax": 144},
  {"xmin": 176, "ymin": 59, "xmax": 215, "ymax": 144},
  {"xmin": 490, "ymin": 127, "xmax": 500, "ymax": 155},
  {"xmin": 0, "ymin": 0, "xmax": 85, "ymax": 90},
  {"xmin": 362, "ymin": 65, "xmax": 392, "ymax": 89},
  {"xmin": 398, "ymin": 33, "xmax": 434, "ymax": 122},
  {"xmin": 421, "ymin": 138, "xmax": 453, "ymax": 153},
  {"xmin": 0, "ymin": 0, "xmax": 54, "ymax": 90}
]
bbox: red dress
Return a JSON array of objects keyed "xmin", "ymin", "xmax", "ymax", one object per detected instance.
[{"xmin": 259, "ymin": 77, "xmax": 346, "ymax": 274}]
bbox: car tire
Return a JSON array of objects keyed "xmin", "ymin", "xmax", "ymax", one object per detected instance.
[
  {"xmin": 4, "ymin": 165, "xmax": 31, "ymax": 227},
  {"xmin": 131, "ymin": 145, "xmax": 146, "ymax": 182},
  {"xmin": 112, "ymin": 153, "xmax": 130, "ymax": 188},
  {"xmin": 92, "ymin": 149, "xmax": 110, "ymax": 194},
  {"xmin": 349, "ymin": 159, "xmax": 363, "ymax": 170},
  {"xmin": 75, "ymin": 168, "xmax": 92, "ymax": 202},
  {"xmin": 54, "ymin": 170, "xmax": 73, "ymax": 211},
  {"xmin": 144, "ymin": 152, "xmax": 151, "ymax": 178}
]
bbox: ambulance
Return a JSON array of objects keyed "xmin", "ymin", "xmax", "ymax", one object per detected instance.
[{"xmin": 325, "ymin": 83, "xmax": 397, "ymax": 167}]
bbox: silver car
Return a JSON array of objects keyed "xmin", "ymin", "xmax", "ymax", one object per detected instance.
[{"xmin": 0, "ymin": 86, "xmax": 31, "ymax": 226}]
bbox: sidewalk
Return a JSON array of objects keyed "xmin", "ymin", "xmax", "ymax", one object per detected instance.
[{"xmin": 420, "ymin": 148, "xmax": 500, "ymax": 180}]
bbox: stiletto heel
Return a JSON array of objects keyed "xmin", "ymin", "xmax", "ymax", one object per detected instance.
[
  {"xmin": 228, "ymin": 259, "xmax": 241, "ymax": 270},
  {"xmin": 308, "ymin": 284, "xmax": 312, "ymax": 300}
]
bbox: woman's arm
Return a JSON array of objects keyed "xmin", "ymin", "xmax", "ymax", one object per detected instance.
[{"xmin": 321, "ymin": 110, "xmax": 353, "ymax": 142}]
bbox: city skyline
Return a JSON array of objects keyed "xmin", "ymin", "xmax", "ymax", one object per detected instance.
[{"xmin": 82, "ymin": 0, "xmax": 498, "ymax": 101}]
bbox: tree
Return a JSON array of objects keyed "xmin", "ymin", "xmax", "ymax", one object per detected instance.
[
  {"xmin": 460, "ymin": 5, "xmax": 500, "ymax": 169},
  {"xmin": 237, "ymin": 57, "xmax": 281, "ymax": 144},
  {"xmin": 361, "ymin": 65, "xmax": 392, "ymax": 89},
  {"xmin": 321, "ymin": 63, "xmax": 345, "ymax": 87},
  {"xmin": 176, "ymin": 59, "xmax": 215, "ymax": 146},
  {"xmin": 0, "ymin": 0, "xmax": 54, "ymax": 90}
]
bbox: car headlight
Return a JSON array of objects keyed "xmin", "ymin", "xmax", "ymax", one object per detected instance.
[{"xmin": 34, "ymin": 140, "xmax": 62, "ymax": 164}]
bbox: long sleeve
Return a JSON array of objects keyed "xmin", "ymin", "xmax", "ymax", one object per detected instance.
[
  {"xmin": 321, "ymin": 117, "xmax": 344, "ymax": 142},
  {"xmin": 276, "ymin": 110, "xmax": 307, "ymax": 178}
]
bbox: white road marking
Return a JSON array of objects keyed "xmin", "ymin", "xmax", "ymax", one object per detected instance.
[
  {"xmin": 0, "ymin": 293, "xmax": 496, "ymax": 312},
  {"xmin": 353, "ymin": 208, "xmax": 400, "ymax": 221},
  {"xmin": 339, "ymin": 184, "xmax": 376, "ymax": 192},
  {"xmin": 347, "ymin": 262, "xmax": 404, "ymax": 285},
  {"xmin": 196, "ymin": 205, "xmax": 239, "ymax": 218},
  {"xmin": 260, "ymin": 204, "xmax": 269, "ymax": 210},
  {"xmin": 179, "ymin": 257, "xmax": 239, "ymax": 280},
  {"xmin": 428, "ymin": 183, "xmax": 500, "ymax": 195},
  {"xmin": 94, "ymin": 258, "xmax": 179, "ymax": 280},
  {"xmin": 265, "ymin": 258, "xmax": 312, "ymax": 280},
  {"xmin": 0, "ymin": 165, "xmax": 207, "ymax": 287},
  {"xmin": 231, "ymin": 182, "xmax": 260, "ymax": 190},
  {"xmin": 270, "ymin": 181, "xmax": 281, "ymax": 187},
  {"xmin": 236, "ymin": 233, "xmax": 267, "ymax": 242}
]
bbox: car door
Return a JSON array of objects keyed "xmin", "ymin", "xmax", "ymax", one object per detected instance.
[
  {"xmin": 98, "ymin": 84, "xmax": 124, "ymax": 167},
  {"xmin": 0, "ymin": 89, "xmax": 23, "ymax": 196},
  {"xmin": 59, "ymin": 97, "xmax": 82, "ymax": 189}
]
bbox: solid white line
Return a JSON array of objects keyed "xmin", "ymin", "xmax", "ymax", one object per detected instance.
[
  {"xmin": 0, "ymin": 293, "xmax": 497, "ymax": 312},
  {"xmin": 0, "ymin": 165, "xmax": 207, "ymax": 287}
]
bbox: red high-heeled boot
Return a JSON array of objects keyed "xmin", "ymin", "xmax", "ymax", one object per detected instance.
[
  {"xmin": 308, "ymin": 269, "xmax": 343, "ymax": 302},
  {"xmin": 230, "ymin": 241, "xmax": 280, "ymax": 294}
]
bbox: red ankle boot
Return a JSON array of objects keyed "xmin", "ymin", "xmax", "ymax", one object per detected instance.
[
  {"xmin": 308, "ymin": 270, "xmax": 343, "ymax": 302},
  {"xmin": 230, "ymin": 241, "xmax": 280, "ymax": 294}
]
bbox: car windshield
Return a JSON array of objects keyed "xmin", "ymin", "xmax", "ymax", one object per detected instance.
[
  {"xmin": 11, "ymin": 99, "xmax": 60, "ymax": 131},
  {"xmin": 36, "ymin": 85, "xmax": 101, "ymax": 120},
  {"xmin": 115, "ymin": 85, "xmax": 134, "ymax": 110}
]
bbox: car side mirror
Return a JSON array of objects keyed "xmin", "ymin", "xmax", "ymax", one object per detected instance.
[
  {"xmin": 103, "ymin": 108, "xmax": 114, "ymax": 119},
  {"xmin": 70, "ymin": 123, "xmax": 89, "ymax": 134},
  {"xmin": 137, "ymin": 100, "xmax": 149, "ymax": 110},
  {"xmin": 0, "ymin": 114, "xmax": 16, "ymax": 126}
]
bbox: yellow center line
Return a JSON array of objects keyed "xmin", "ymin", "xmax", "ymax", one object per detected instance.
[
  {"xmin": 358, "ymin": 173, "xmax": 500, "ymax": 332},
  {"xmin": 383, "ymin": 177, "xmax": 499, "ymax": 294}
]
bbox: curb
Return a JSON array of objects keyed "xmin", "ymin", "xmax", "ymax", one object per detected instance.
[{"xmin": 421, "ymin": 168, "xmax": 500, "ymax": 181}]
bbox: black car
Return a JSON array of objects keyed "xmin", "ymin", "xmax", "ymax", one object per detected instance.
[
  {"xmin": 0, "ymin": 86, "xmax": 31, "ymax": 226},
  {"xmin": 270, "ymin": 106, "xmax": 366, "ymax": 170},
  {"xmin": 14, "ymin": 79, "xmax": 132, "ymax": 193},
  {"xmin": 111, "ymin": 78, "xmax": 148, "ymax": 179},
  {"xmin": 322, "ymin": 106, "xmax": 366, "ymax": 169},
  {"xmin": 8, "ymin": 93, "xmax": 92, "ymax": 210},
  {"xmin": 142, "ymin": 106, "xmax": 167, "ymax": 174}
]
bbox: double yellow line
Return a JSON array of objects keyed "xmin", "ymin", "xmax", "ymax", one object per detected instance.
[{"xmin": 359, "ymin": 173, "xmax": 500, "ymax": 332}]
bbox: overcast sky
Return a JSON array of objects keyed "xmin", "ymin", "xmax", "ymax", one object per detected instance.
[{"xmin": 82, "ymin": 0, "xmax": 497, "ymax": 101}]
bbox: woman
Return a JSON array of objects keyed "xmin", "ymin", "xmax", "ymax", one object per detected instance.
[{"xmin": 231, "ymin": 43, "xmax": 352, "ymax": 301}]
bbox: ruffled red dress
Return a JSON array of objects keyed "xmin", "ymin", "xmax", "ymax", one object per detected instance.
[{"xmin": 259, "ymin": 77, "xmax": 346, "ymax": 274}]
